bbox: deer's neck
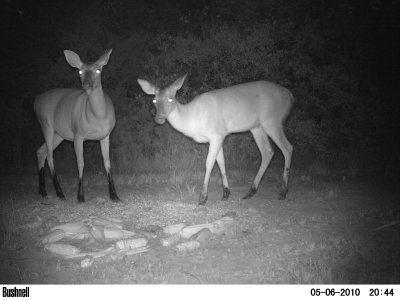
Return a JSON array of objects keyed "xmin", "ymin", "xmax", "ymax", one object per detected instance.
[
  {"xmin": 87, "ymin": 83, "xmax": 108, "ymax": 119},
  {"xmin": 167, "ymin": 101, "xmax": 197, "ymax": 136}
]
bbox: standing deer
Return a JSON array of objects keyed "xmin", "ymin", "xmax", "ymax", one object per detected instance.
[
  {"xmin": 138, "ymin": 75, "xmax": 293, "ymax": 205},
  {"xmin": 34, "ymin": 49, "xmax": 120, "ymax": 203}
]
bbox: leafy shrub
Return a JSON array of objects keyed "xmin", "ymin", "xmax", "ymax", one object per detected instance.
[{"xmin": 3, "ymin": 13, "xmax": 395, "ymax": 182}]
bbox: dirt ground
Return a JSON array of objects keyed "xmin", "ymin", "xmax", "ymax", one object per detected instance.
[{"xmin": 0, "ymin": 175, "xmax": 399, "ymax": 284}]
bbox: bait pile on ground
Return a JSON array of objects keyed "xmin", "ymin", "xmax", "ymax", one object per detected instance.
[{"xmin": 40, "ymin": 214, "xmax": 236, "ymax": 268}]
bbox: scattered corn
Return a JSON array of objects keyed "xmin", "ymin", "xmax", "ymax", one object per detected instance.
[
  {"xmin": 44, "ymin": 243, "xmax": 81, "ymax": 256},
  {"xmin": 40, "ymin": 229, "xmax": 65, "ymax": 244},
  {"xmin": 115, "ymin": 238, "xmax": 148, "ymax": 250},
  {"xmin": 89, "ymin": 225, "xmax": 106, "ymax": 242},
  {"xmin": 190, "ymin": 228, "xmax": 212, "ymax": 242},
  {"xmin": 175, "ymin": 241, "xmax": 201, "ymax": 252},
  {"xmin": 103, "ymin": 228, "xmax": 136, "ymax": 241},
  {"xmin": 180, "ymin": 223, "xmax": 213, "ymax": 239},
  {"xmin": 163, "ymin": 223, "xmax": 186, "ymax": 235},
  {"xmin": 88, "ymin": 216, "xmax": 123, "ymax": 229},
  {"xmin": 161, "ymin": 233, "xmax": 181, "ymax": 247},
  {"xmin": 51, "ymin": 222, "xmax": 86, "ymax": 234}
]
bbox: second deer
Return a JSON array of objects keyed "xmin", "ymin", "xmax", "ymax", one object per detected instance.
[{"xmin": 138, "ymin": 74, "xmax": 293, "ymax": 205}]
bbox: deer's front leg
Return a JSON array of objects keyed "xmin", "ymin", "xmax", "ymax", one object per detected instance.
[
  {"xmin": 199, "ymin": 137, "xmax": 223, "ymax": 205},
  {"xmin": 100, "ymin": 136, "xmax": 121, "ymax": 202}
]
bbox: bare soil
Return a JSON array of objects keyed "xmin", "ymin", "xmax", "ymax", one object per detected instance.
[{"xmin": 1, "ymin": 175, "xmax": 399, "ymax": 284}]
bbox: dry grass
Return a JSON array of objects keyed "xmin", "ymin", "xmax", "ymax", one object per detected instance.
[{"xmin": 0, "ymin": 169, "xmax": 399, "ymax": 284}]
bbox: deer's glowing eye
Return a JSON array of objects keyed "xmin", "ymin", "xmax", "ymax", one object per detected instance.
[
  {"xmin": 78, "ymin": 70, "xmax": 83, "ymax": 75},
  {"xmin": 167, "ymin": 97, "xmax": 173, "ymax": 102},
  {"xmin": 95, "ymin": 69, "xmax": 101, "ymax": 74},
  {"xmin": 152, "ymin": 99, "xmax": 157, "ymax": 104}
]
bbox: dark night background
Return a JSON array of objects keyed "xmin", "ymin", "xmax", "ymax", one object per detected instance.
[{"xmin": 1, "ymin": 0, "xmax": 399, "ymax": 185}]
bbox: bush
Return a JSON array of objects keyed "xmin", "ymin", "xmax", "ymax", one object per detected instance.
[
  {"xmin": 3, "ymin": 16, "xmax": 394, "ymax": 183},
  {"xmin": 131, "ymin": 22, "xmax": 367, "ymax": 173}
]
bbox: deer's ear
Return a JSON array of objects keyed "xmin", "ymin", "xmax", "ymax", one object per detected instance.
[
  {"xmin": 96, "ymin": 49, "xmax": 113, "ymax": 67},
  {"xmin": 137, "ymin": 79, "xmax": 157, "ymax": 95},
  {"xmin": 170, "ymin": 74, "xmax": 188, "ymax": 92},
  {"xmin": 64, "ymin": 50, "xmax": 83, "ymax": 69}
]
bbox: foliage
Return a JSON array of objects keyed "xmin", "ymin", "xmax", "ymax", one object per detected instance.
[
  {"xmin": 134, "ymin": 22, "xmax": 373, "ymax": 173},
  {"xmin": 2, "ymin": 1, "xmax": 398, "ymax": 182}
]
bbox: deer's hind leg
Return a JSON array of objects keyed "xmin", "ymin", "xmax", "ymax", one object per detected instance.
[
  {"xmin": 263, "ymin": 125, "xmax": 293, "ymax": 200},
  {"xmin": 216, "ymin": 146, "xmax": 230, "ymax": 201},
  {"xmin": 36, "ymin": 142, "xmax": 48, "ymax": 197},
  {"xmin": 243, "ymin": 127, "xmax": 274, "ymax": 199},
  {"xmin": 37, "ymin": 129, "xmax": 65, "ymax": 200}
]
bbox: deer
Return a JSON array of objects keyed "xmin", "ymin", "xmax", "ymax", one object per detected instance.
[
  {"xmin": 137, "ymin": 74, "xmax": 293, "ymax": 205},
  {"xmin": 34, "ymin": 49, "xmax": 121, "ymax": 203}
]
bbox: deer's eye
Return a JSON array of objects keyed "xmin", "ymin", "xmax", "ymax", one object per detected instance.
[
  {"xmin": 167, "ymin": 97, "xmax": 173, "ymax": 102},
  {"xmin": 78, "ymin": 70, "xmax": 83, "ymax": 75},
  {"xmin": 95, "ymin": 69, "xmax": 101, "ymax": 74},
  {"xmin": 153, "ymin": 99, "xmax": 157, "ymax": 104}
]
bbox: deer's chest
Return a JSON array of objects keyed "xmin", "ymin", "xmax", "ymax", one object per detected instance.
[{"xmin": 82, "ymin": 122, "xmax": 113, "ymax": 140}]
